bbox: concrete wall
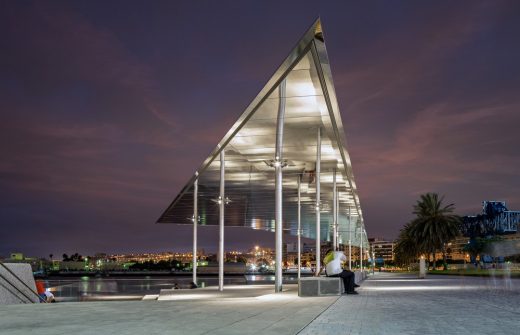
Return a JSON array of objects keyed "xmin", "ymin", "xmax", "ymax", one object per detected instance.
[{"xmin": 0, "ymin": 263, "xmax": 39, "ymax": 305}]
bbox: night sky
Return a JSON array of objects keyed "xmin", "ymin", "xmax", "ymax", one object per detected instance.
[{"xmin": 1, "ymin": 1, "xmax": 519, "ymax": 257}]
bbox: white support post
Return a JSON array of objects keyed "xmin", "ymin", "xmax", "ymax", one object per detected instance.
[
  {"xmin": 218, "ymin": 150, "xmax": 225, "ymax": 291},
  {"xmin": 315, "ymin": 127, "xmax": 321, "ymax": 276},
  {"xmin": 297, "ymin": 174, "xmax": 301, "ymax": 281},
  {"xmin": 336, "ymin": 188, "xmax": 339, "ymax": 251},
  {"xmin": 360, "ymin": 223, "xmax": 363, "ymax": 272},
  {"xmin": 348, "ymin": 206, "xmax": 352, "ymax": 270},
  {"xmin": 332, "ymin": 169, "xmax": 337, "ymax": 251},
  {"xmin": 274, "ymin": 79, "xmax": 286, "ymax": 293},
  {"xmin": 192, "ymin": 174, "xmax": 198, "ymax": 285}
]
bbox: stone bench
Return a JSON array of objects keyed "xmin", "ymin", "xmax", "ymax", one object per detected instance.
[
  {"xmin": 298, "ymin": 271, "xmax": 368, "ymax": 297},
  {"xmin": 298, "ymin": 277, "xmax": 344, "ymax": 297},
  {"xmin": 354, "ymin": 271, "xmax": 367, "ymax": 284}
]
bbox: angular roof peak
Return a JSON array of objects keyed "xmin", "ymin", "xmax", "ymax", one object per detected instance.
[{"xmin": 313, "ymin": 18, "xmax": 324, "ymax": 41}]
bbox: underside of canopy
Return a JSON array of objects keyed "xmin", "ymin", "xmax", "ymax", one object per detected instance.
[{"xmin": 157, "ymin": 19, "xmax": 367, "ymax": 248}]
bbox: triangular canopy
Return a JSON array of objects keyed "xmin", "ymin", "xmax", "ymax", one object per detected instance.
[{"xmin": 157, "ymin": 19, "xmax": 367, "ymax": 248}]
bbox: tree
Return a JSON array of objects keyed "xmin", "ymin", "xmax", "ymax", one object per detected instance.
[
  {"xmin": 409, "ymin": 193, "xmax": 461, "ymax": 270},
  {"xmin": 463, "ymin": 237, "xmax": 487, "ymax": 265},
  {"xmin": 464, "ymin": 236, "xmax": 504, "ymax": 266},
  {"xmin": 394, "ymin": 223, "xmax": 422, "ymax": 267},
  {"xmin": 236, "ymin": 256, "xmax": 247, "ymax": 264},
  {"xmin": 70, "ymin": 253, "xmax": 83, "ymax": 262}
]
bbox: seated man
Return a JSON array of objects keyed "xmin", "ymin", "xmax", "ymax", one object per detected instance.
[{"xmin": 323, "ymin": 249, "xmax": 359, "ymax": 294}]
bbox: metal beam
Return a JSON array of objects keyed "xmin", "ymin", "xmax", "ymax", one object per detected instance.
[
  {"xmin": 274, "ymin": 79, "xmax": 286, "ymax": 293},
  {"xmin": 218, "ymin": 150, "xmax": 225, "ymax": 291},
  {"xmin": 192, "ymin": 173, "xmax": 198, "ymax": 285},
  {"xmin": 315, "ymin": 127, "xmax": 321, "ymax": 276}
]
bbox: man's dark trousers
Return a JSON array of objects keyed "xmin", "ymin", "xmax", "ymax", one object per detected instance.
[{"xmin": 328, "ymin": 270, "xmax": 355, "ymax": 293}]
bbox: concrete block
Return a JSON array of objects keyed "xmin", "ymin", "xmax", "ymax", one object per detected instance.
[
  {"xmin": 299, "ymin": 278, "xmax": 319, "ymax": 297},
  {"xmin": 354, "ymin": 271, "xmax": 368, "ymax": 284},
  {"xmin": 0, "ymin": 263, "xmax": 39, "ymax": 305},
  {"xmin": 319, "ymin": 278, "xmax": 342, "ymax": 295},
  {"xmin": 299, "ymin": 277, "xmax": 343, "ymax": 297}
]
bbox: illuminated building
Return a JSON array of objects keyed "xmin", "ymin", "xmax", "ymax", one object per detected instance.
[{"xmin": 368, "ymin": 238, "xmax": 395, "ymax": 262}]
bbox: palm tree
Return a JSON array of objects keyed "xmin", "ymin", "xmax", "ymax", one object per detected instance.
[
  {"xmin": 409, "ymin": 193, "xmax": 461, "ymax": 270},
  {"xmin": 394, "ymin": 223, "xmax": 421, "ymax": 267}
]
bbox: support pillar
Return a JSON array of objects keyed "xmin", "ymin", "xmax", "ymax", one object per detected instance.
[
  {"xmin": 360, "ymin": 225, "xmax": 363, "ymax": 272},
  {"xmin": 332, "ymin": 169, "xmax": 337, "ymax": 251},
  {"xmin": 348, "ymin": 206, "xmax": 352, "ymax": 270},
  {"xmin": 274, "ymin": 79, "xmax": 286, "ymax": 293},
  {"xmin": 315, "ymin": 127, "xmax": 321, "ymax": 276},
  {"xmin": 336, "ymin": 188, "xmax": 339, "ymax": 251},
  {"xmin": 192, "ymin": 174, "xmax": 198, "ymax": 285},
  {"xmin": 297, "ymin": 174, "xmax": 301, "ymax": 281},
  {"xmin": 218, "ymin": 150, "xmax": 225, "ymax": 291}
]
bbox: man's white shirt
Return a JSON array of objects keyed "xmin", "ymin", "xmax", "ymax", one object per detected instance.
[{"xmin": 326, "ymin": 251, "xmax": 346, "ymax": 276}]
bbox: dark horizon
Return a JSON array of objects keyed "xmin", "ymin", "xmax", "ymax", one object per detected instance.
[{"xmin": 1, "ymin": 1, "xmax": 519, "ymax": 258}]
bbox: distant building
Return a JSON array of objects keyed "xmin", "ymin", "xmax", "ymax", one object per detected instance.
[
  {"xmin": 444, "ymin": 237, "xmax": 470, "ymax": 261},
  {"xmin": 369, "ymin": 238, "xmax": 395, "ymax": 262},
  {"xmin": 9, "ymin": 253, "xmax": 25, "ymax": 261},
  {"xmin": 5, "ymin": 252, "xmax": 43, "ymax": 271},
  {"xmin": 285, "ymin": 242, "xmax": 319, "ymax": 268}
]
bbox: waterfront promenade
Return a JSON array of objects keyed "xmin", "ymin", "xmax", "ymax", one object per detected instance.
[
  {"xmin": 0, "ymin": 273, "xmax": 518, "ymax": 334},
  {"xmin": 301, "ymin": 272, "xmax": 519, "ymax": 335}
]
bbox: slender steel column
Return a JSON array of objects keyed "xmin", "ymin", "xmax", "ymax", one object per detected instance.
[
  {"xmin": 315, "ymin": 127, "xmax": 321, "ymax": 276},
  {"xmin": 218, "ymin": 150, "xmax": 225, "ymax": 291},
  {"xmin": 297, "ymin": 174, "xmax": 301, "ymax": 281},
  {"xmin": 360, "ymin": 224, "xmax": 363, "ymax": 272},
  {"xmin": 348, "ymin": 206, "xmax": 352, "ymax": 270},
  {"xmin": 192, "ymin": 173, "xmax": 198, "ymax": 285},
  {"xmin": 336, "ymin": 189, "xmax": 340, "ymax": 251},
  {"xmin": 332, "ymin": 169, "xmax": 337, "ymax": 251},
  {"xmin": 274, "ymin": 79, "xmax": 286, "ymax": 293}
]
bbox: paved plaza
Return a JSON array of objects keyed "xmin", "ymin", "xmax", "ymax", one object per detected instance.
[
  {"xmin": 302, "ymin": 272, "xmax": 519, "ymax": 335},
  {"xmin": 0, "ymin": 273, "xmax": 518, "ymax": 334}
]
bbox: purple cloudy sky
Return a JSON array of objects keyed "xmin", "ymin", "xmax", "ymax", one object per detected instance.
[{"xmin": 1, "ymin": 1, "xmax": 519, "ymax": 257}]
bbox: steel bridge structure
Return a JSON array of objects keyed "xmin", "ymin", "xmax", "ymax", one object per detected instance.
[{"xmin": 460, "ymin": 201, "xmax": 520, "ymax": 238}]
